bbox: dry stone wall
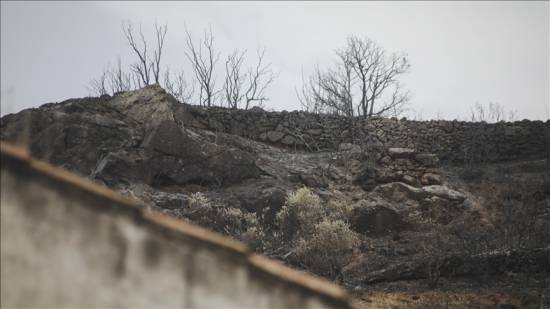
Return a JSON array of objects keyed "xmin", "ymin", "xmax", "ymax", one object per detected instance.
[{"xmin": 180, "ymin": 104, "xmax": 550, "ymax": 163}]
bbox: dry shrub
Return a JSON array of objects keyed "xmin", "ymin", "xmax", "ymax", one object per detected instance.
[
  {"xmin": 325, "ymin": 199, "xmax": 355, "ymax": 222},
  {"xmin": 184, "ymin": 192, "xmax": 262, "ymax": 244},
  {"xmin": 241, "ymin": 226, "xmax": 266, "ymax": 250},
  {"xmin": 223, "ymin": 207, "xmax": 258, "ymax": 233},
  {"xmin": 188, "ymin": 192, "xmax": 210, "ymax": 208},
  {"xmin": 185, "ymin": 192, "xmax": 213, "ymax": 222},
  {"xmin": 187, "ymin": 188, "xmax": 361, "ymax": 278},
  {"xmin": 293, "ymin": 219, "xmax": 359, "ymax": 278},
  {"xmin": 224, "ymin": 208, "xmax": 266, "ymax": 250},
  {"xmin": 276, "ymin": 187, "xmax": 324, "ymax": 238},
  {"xmin": 273, "ymin": 187, "xmax": 360, "ymax": 279}
]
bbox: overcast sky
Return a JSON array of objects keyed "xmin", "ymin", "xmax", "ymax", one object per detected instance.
[{"xmin": 1, "ymin": 1, "xmax": 549, "ymax": 120}]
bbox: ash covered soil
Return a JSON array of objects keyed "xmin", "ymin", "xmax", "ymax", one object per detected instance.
[{"xmin": 2, "ymin": 85, "xmax": 549, "ymax": 308}]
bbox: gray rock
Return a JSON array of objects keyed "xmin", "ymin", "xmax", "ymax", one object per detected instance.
[
  {"xmin": 374, "ymin": 182, "xmax": 465, "ymax": 204},
  {"xmin": 224, "ymin": 183, "xmax": 287, "ymax": 223},
  {"xmin": 421, "ymin": 173, "xmax": 442, "ymax": 185},
  {"xmin": 423, "ymin": 185, "xmax": 466, "ymax": 202},
  {"xmin": 373, "ymin": 182, "xmax": 426, "ymax": 202},
  {"xmin": 350, "ymin": 202, "xmax": 403, "ymax": 235},
  {"xmin": 307, "ymin": 128, "xmax": 323, "ymax": 135},
  {"xmin": 338, "ymin": 143, "xmax": 361, "ymax": 152},
  {"xmin": 281, "ymin": 135, "xmax": 296, "ymax": 145},
  {"xmin": 266, "ymin": 130, "xmax": 285, "ymax": 142},
  {"xmin": 379, "ymin": 156, "xmax": 392, "ymax": 165},
  {"xmin": 388, "ymin": 148, "xmax": 416, "ymax": 158},
  {"xmin": 402, "ymin": 175, "xmax": 419, "ymax": 187},
  {"xmin": 299, "ymin": 173, "xmax": 328, "ymax": 188},
  {"xmin": 415, "ymin": 153, "xmax": 440, "ymax": 167}
]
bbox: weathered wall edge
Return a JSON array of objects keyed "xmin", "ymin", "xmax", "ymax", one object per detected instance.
[{"xmin": 0, "ymin": 141, "xmax": 352, "ymax": 308}]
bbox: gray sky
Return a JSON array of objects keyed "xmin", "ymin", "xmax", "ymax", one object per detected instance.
[{"xmin": 1, "ymin": 1, "xmax": 549, "ymax": 120}]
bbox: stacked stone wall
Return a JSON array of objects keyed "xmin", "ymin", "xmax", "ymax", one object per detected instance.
[{"xmin": 180, "ymin": 104, "xmax": 550, "ymax": 163}]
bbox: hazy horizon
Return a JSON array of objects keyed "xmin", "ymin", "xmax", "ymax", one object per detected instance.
[{"xmin": 1, "ymin": 1, "xmax": 549, "ymax": 120}]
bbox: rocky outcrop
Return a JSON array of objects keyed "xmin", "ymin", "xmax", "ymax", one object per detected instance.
[{"xmin": 1, "ymin": 85, "xmax": 261, "ymax": 191}]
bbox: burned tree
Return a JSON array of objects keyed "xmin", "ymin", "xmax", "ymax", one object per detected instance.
[
  {"xmin": 123, "ymin": 22, "xmax": 167, "ymax": 87},
  {"xmin": 108, "ymin": 57, "xmax": 133, "ymax": 94},
  {"xmin": 185, "ymin": 26, "xmax": 219, "ymax": 107},
  {"xmin": 89, "ymin": 58, "xmax": 135, "ymax": 96},
  {"xmin": 223, "ymin": 48, "xmax": 276, "ymax": 110},
  {"xmin": 89, "ymin": 70, "xmax": 109, "ymax": 97},
  {"xmin": 243, "ymin": 48, "xmax": 276, "ymax": 110},
  {"xmin": 224, "ymin": 50, "xmax": 246, "ymax": 109},
  {"xmin": 164, "ymin": 68, "xmax": 195, "ymax": 104},
  {"xmin": 151, "ymin": 23, "xmax": 168, "ymax": 84},
  {"xmin": 298, "ymin": 35, "xmax": 410, "ymax": 118},
  {"xmin": 298, "ymin": 54, "xmax": 355, "ymax": 117}
]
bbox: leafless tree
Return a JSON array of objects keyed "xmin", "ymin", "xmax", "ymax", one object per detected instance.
[
  {"xmin": 107, "ymin": 57, "xmax": 133, "ymax": 94},
  {"xmin": 152, "ymin": 23, "xmax": 168, "ymax": 84},
  {"xmin": 299, "ymin": 54, "xmax": 355, "ymax": 117},
  {"xmin": 223, "ymin": 48, "xmax": 277, "ymax": 109},
  {"xmin": 89, "ymin": 58, "xmax": 133, "ymax": 96},
  {"xmin": 224, "ymin": 50, "xmax": 246, "ymax": 109},
  {"xmin": 123, "ymin": 22, "xmax": 150, "ymax": 87},
  {"xmin": 243, "ymin": 48, "xmax": 277, "ymax": 110},
  {"xmin": 164, "ymin": 68, "xmax": 195, "ymax": 103},
  {"xmin": 469, "ymin": 102, "xmax": 517, "ymax": 123},
  {"xmin": 123, "ymin": 22, "xmax": 167, "ymax": 87},
  {"xmin": 185, "ymin": 26, "xmax": 219, "ymax": 107},
  {"xmin": 89, "ymin": 70, "xmax": 109, "ymax": 96},
  {"xmin": 298, "ymin": 35, "xmax": 410, "ymax": 118}
]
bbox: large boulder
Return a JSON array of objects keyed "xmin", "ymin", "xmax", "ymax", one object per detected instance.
[
  {"xmin": 350, "ymin": 201, "xmax": 404, "ymax": 235},
  {"xmin": 220, "ymin": 181, "xmax": 288, "ymax": 223},
  {"xmin": 108, "ymin": 84, "xmax": 180, "ymax": 126},
  {"xmin": 352, "ymin": 161, "xmax": 381, "ymax": 190}
]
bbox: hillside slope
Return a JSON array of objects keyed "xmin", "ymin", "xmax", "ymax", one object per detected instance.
[{"xmin": 2, "ymin": 85, "xmax": 549, "ymax": 307}]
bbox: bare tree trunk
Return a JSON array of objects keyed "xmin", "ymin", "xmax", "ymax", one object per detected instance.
[
  {"xmin": 185, "ymin": 26, "xmax": 219, "ymax": 107},
  {"xmin": 151, "ymin": 23, "xmax": 168, "ymax": 85}
]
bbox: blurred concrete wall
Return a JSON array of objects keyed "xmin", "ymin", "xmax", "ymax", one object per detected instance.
[{"xmin": 0, "ymin": 143, "xmax": 351, "ymax": 308}]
